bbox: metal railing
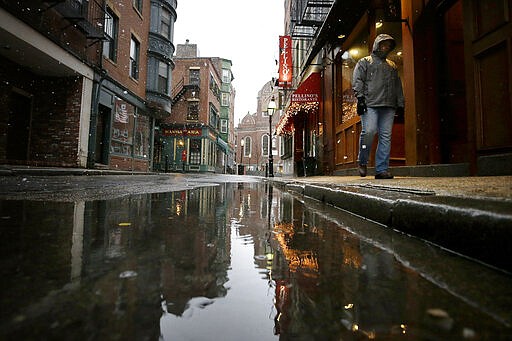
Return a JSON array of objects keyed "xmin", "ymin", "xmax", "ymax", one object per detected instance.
[{"xmin": 56, "ymin": 0, "xmax": 105, "ymax": 39}]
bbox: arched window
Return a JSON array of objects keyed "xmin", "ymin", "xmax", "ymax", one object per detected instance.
[
  {"xmin": 243, "ymin": 136, "xmax": 252, "ymax": 157},
  {"xmin": 262, "ymin": 134, "xmax": 269, "ymax": 156}
]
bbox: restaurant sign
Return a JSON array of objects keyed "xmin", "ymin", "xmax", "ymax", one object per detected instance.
[
  {"xmin": 163, "ymin": 128, "xmax": 202, "ymax": 137},
  {"xmin": 278, "ymin": 35, "xmax": 292, "ymax": 88}
]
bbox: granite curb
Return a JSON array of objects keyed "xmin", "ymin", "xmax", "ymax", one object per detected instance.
[{"xmin": 270, "ymin": 179, "xmax": 512, "ymax": 273}]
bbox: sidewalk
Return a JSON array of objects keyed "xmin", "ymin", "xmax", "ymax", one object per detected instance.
[{"xmin": 270, "ymin": 175, "xmax": 512, "ymax": 273}]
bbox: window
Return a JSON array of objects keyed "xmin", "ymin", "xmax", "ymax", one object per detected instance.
[
  {"xmin": 133, "ymin": 0, "xmax": 142, "ymax": 13},
  {"xmin": 221, "ymin": 93, "xmax": 229, "ymax": 107},
  {"xmin": 134, "ymin": 115, "xmax": 150, "ymax": 158},
  {"xmin": 222, "ymin": 69, "xmax": 231, "ymax": 83},
  {"xmin": 262, "ymin": 134, "xmax": 269, "ymax": 156},
  {"xmin": 340, "ymin": 29, "xmax": 368, "ymax": 125},
  {"xmin": 103, "ymin": 7, "xmax": 118, "ymax": 61},
  {"xmin": 209, "ymin": 104, "xmax": 218, "ymax": 129},
  {"xmin": 189, "ymin": 68, "xmax": 200, "ymax": 85},
  {"xmin": 209, "ymin": 73, "xmax": 220, "ymax": 98},
  {"xmin": 160, "ymin": 8, "xmax": 171, "ymax": 39},
  {"xmin": 279, "ymin": 136, "xmax": 285, "ymax": 156},
  {"xmin": 220, "ymin": 119, "xmax": 228, "ymax": 133},
  {"xmin": 187, "ymin": 102, "xmax": 199, "ymax": 121},
  {"xmin": 158, "ymin": 61, "xmax": 169, "ymax": 94},
  {"xmin": 189, "ymin": 139, "xmax": 201, "ymax": 165},
  {"xmin": 243, "ymin": 137, "xmax": 251, "ymax": 157},
  {"xmin": 111, "ymin": 99, "xmax": 135, "ymax": 156},
  {"xmin": 130, "ymin": 36, "xmax": 140, "ymax": 79}
]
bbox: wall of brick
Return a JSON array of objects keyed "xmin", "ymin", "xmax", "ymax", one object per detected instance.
[
  {"xmin": 0, "ymin": 57, "xmax": 84, "ymax": 167},
  {"xmin": 168, "ymin": 58, "xmax": 222, "ymax": 126},
  {"xmin": 103, "ymin": 0, "xmax": 151, "ymax": 100},
  {"xmin": 110, "ymin": 155, "xmax": 149, "ymax": 172},
  {"xmin": 30, "ymin": 77, "xmax": 83, "ymax": 166}
]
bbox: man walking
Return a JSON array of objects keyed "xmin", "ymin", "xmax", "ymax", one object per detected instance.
[{"xmin": 352, "ymin": 33, "xmax": 404, "ymax": 179}]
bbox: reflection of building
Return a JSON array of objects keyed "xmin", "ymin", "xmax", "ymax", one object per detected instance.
[
  {"xmin": 154, "ymin": 41, "xmax": 235, "ymax": 173},
  {"xmin": 270, "ymin": 192, "xmax": 366, "ymax": 339},
  {"xmin": 235, "ymin": 81, "xmax": 285, "ymax": 175},
  {"xmin": 279, "ymin": 0, "xmax": 512, "ymax": 176}
]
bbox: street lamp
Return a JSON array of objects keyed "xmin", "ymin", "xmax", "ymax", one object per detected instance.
[
  {"xmin": 239, "ymin": 138, "xmax": 245, "ymax": 175},
  {"xmin": 267, "ymin": 97, "xmax": 276, "ymax": 177}
]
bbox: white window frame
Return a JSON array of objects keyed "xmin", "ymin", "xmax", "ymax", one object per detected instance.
[
  {"xmin": 130, "ymin": 36, "xmax": 140, "ymax": 79},
  {"xmin": 220, "ymin": 119, "xmax": 228, "ymax": 133},
  {"xmin": 222, "ymin": 69, "xmax": 231, "ymax": 83},
  {"xmin": 221, "ymin": 93, "xmax": 229, "ymax": 107},
  {"xmin": 262, "ymin": 134, "xmax": 269, "ymax": 156}
]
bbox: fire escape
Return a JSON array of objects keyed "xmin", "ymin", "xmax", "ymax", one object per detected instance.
[
  {"xmin": 289, "ymin": 0, "xmax": 334, "ymax": 40},
  {"xmin": 171, "ymin": 77, "xmax": 200, "ymax": 107},
  {"xmin": 51, "ymin": 0, "xmax": 106, "ymax": 44}
]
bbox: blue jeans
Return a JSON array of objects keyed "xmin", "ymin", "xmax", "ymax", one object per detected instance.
[{"xmin": 357, "ymin": 107, "xmax": 395, "ymax": 174}]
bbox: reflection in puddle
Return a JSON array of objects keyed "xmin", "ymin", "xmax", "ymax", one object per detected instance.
[{"xmin": 0, "ymin": 182, "xmax": 511, "ymax": 340}]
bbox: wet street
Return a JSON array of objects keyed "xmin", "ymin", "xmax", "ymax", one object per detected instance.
[{"xmin": 1, "ymin": 175, "xmax": 512, "ymax": 340}]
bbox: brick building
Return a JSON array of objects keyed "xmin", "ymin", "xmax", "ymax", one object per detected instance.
[
  {"xmin": 89, "ymin": 0, "xmax": 177, "ymax": 171},
  {"xmin": 236, "ymin": 81, "xmax": 284, "ymax": 176},
  {"xmin": 0, "ymin": 0, "xmax": 102, "ymax": 167},
  {"xmin": 0, "ymin": 0, "xmax": 178, "ymax": 172},
  {"xmin": 154, "ymin": 41, "xmax": 235, "ymax": 173}
]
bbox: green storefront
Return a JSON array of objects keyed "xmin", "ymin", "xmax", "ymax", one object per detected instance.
[{"xmin": 157, "ymin": 125, "xmax": 220, "ymax": 173}]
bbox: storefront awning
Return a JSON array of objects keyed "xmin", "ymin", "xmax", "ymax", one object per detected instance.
[
  {"xmin": 217, "ymin": 136, "xmax": 230, "ymax": 153},
  {"xmin": 277, "ymin": 72, "xmax": 321, "ymax": 135}
]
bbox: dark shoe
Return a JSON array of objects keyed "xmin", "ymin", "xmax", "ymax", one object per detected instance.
[
  {"xmin": 358, "ymin": 164, "xmax": 367, "ymax": 177},
  {"xmin": 375, "ymin": 171, "xmax": 394, "ymax": 179}
]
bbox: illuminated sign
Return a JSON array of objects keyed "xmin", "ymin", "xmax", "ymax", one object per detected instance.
[
  {"xmin": 163, "ymin": 128, "xmax": 202, "ymax": 136},
  {"xmin": 278, "ymin": 35, "xmax": 292, "ymax": 88}
]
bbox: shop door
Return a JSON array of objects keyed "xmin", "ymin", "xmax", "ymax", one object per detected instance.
[
  {"xmin": 464, "ymin": 0, "xmax": 512, "ymax": 154},
  {"xmin": 334, "ymin": 57, "xmax": 360, "ymax": 170},
  {"xmin": 7, "ymin": 91, "xmax": 32, "ymax": 161},
  {"xmin": 95, "ymin": 105, "xmax": 111, "ymax": 164},
  {"xmin": 439, "ymin": 0, "xmax": 469, "ymax": 163}
]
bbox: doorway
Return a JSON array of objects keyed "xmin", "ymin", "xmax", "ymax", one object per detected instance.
[
  {"xmin": 438, "ymin": 0, "xmax": 468, "ymax": 163},
  {"xmin": 95, "ymin": 104, "xmax": 111, "ymax": 165},
  {"xmin": 7, "ymin": 91, "xmax": 32, "ymax": 161}
]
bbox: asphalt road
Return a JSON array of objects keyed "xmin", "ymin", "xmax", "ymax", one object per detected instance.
[{"xmin": 0, "ymin": 173, "xmax": 261, "ymax": 201}]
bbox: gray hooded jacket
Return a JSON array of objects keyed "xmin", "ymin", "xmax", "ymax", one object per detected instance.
[{"xmin": 352, "ymin": 34, "xmax": 404, "ymax": 108}]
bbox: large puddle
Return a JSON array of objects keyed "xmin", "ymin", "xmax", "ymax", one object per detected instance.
[{"xmin": 1, "ymin": 182, "xmax": 511, "ymax": 340}]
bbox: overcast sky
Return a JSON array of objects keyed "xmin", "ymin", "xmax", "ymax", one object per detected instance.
[{"xmin": 173, "ymin": 0, "xmax": 285, "ymax": 123}]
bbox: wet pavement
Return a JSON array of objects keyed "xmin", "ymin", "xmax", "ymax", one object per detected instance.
[
  {"xmin": 1, "ymin": 175, "xmax": 512, "ymax": 340},
  {"xmin": 271, "ymin": 175, "xmax": 512, "ymax": 273}
]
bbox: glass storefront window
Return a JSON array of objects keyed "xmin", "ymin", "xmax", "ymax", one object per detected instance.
[
  {"xmin": 375, "ymin": 9, "xmax": 404, "ymax": 76},
  {"xmin": 111, "ymin": 98, "xmax": 135, "ymax": 156},
  {"xmin": 340, "ymin": 30, "xmax": 369, "ymax": 125},
  {"xmin": 189, "ymin": 139, "xmax": 201, "ymax": 165},
  {"xmin": 339, "ymin": 13, "xmax": 403, "ymax": 125},
  {"xmin": 111, "ymin": 98, "xmax": 150, "ymax": 159},
  {"xmin": 134, "ymin": 114, "xmax": 150, "ymax": 158}
]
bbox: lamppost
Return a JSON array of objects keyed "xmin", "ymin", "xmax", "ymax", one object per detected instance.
[
  {"xmin": 239, "ymin": 138, "xmax": 245, "ymax": 175},
  {"xmin": 267, "ymin": 97, "xmax": 276, "ymax": 177}
]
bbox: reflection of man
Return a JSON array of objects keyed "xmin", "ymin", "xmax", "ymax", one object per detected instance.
[{"xmin": 352, "ymin": 34, "xmax": 404, "ymax": 179}]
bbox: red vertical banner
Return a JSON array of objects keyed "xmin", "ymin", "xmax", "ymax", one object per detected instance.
[{"xmin": 278, "ymin": 35, "xmax": 292, "ymax": 88}]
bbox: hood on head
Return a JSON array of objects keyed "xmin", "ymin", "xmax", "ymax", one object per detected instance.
[{"xmin": 372, "ymin": 34, "xmax": 396, "ymax": 53}]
